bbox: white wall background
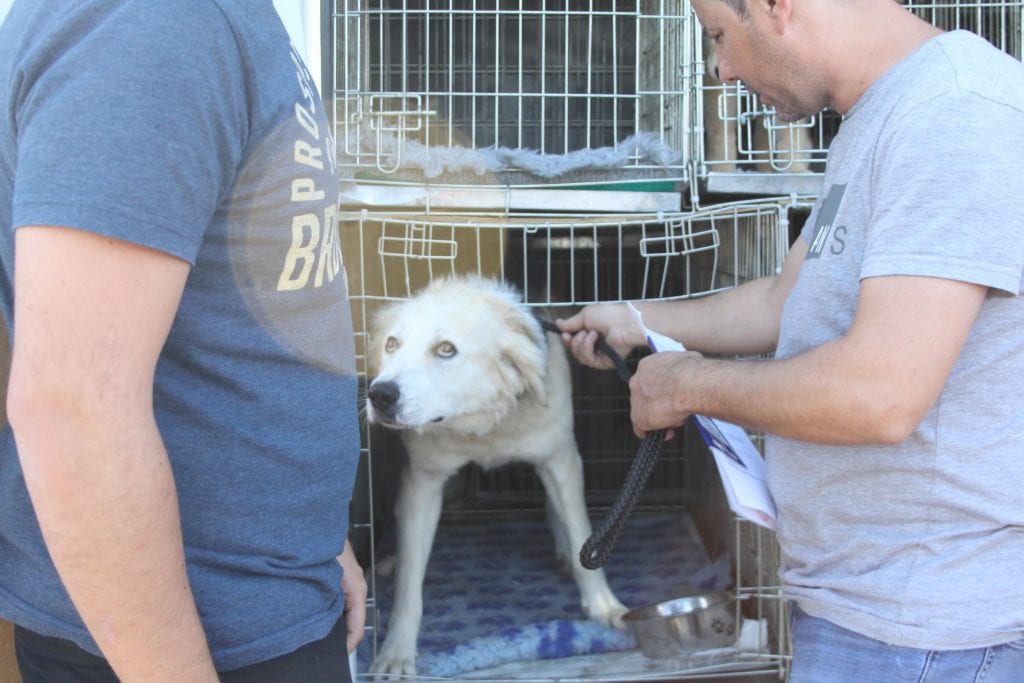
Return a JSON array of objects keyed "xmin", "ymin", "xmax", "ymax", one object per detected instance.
[
  {"xmin": 274, "ymin": 0, "xmax": 323, "ymax": 96},
  {"xmin": 0, "ymin": 0, "xmax": 14, "ymax": 26}
]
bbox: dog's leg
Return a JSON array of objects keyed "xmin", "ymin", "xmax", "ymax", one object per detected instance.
[
  {"xmin": 535, "ymin": 443, "xmax": 628, "ymax": 629},
  {"xmin": 368, "ymin": 462, "xmax": 448, "ymax": 678},
  {"xmin": 545, "ymin": 496, "xmax": 573, "ymax": 575}
]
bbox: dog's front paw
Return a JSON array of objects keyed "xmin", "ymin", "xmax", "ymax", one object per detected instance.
[
  {"xmin": 368, "ymin": 644, "xmax": 417, "ymax": 680},
  {"xmin": 583, "ymin": 595, "xmax": 630, "ymax": 630}
]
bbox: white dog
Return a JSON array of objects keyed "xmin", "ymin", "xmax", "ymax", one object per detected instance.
[{"xmin": 365, "ymin": 275, "xmax": 627, "ymax": 677}]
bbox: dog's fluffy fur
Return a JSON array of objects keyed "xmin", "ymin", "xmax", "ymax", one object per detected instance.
[{"xmin": 365, "ymin": 275, "xmax": 627, "ymax": 677}]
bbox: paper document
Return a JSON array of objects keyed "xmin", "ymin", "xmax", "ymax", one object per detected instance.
[{"xmin": 627, "ymin": 303, "xmax": 778, "ymax": 530}]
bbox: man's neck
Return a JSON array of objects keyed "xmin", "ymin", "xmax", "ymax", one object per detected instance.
[{"xmin": 827, "ymin": 2, "xmax": 944, "ymax": 113}]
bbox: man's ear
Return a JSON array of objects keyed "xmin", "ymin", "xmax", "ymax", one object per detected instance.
[
  {"xmin": 768, "ymin": 0, "xmax": 795, "ymax": 31},
  {"xmin": 751, "ymin": 0, "xmax": 794, "ymax": 31}
]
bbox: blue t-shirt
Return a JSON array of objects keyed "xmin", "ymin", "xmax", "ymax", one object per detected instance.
[{"xmin": 0, "ymin": 0, "xmax": 360, "ymax": 670}]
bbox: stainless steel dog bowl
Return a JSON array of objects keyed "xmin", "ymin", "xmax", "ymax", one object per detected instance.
[{"xmin": 623, "ymin": 591, "xmax": 738, "ymax": 658}]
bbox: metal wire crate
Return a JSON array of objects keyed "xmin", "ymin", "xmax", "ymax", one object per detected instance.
[
  {"xmin": 328, "ymin": 4, "xmax": 805, "ymax": 679},
  {"xmin": 695, "ymin": 0, "xmax": 1024, "ymax": 196},
  {"xmin": 330, "ymin": 0, "xmax": 695, "ymax": 212},
  {"xmin": 341, "ymin": 199, "xmax": 799, "ymax": 680},
  {"xmin": 330, "ymin": 0, "xmax": 1024, "ymax": 206}
]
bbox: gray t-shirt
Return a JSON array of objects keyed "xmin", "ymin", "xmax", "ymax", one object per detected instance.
[{"xmin": 769, "ymin": 30, "xmax": 1024, "ymax": 650}]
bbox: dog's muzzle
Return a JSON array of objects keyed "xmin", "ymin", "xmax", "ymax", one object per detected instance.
[
  {"xmin": 367, "ymin": 380, "xmax": 400, "ymax": 420},
  {"xmin": 367, "ymin": 379, "xmax": 445, "ymax": 427}
]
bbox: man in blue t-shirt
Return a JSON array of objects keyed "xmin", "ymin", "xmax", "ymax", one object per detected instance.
[{"xmin": 0, "ymin": 2, "xmax": 365, "ymax": 681}]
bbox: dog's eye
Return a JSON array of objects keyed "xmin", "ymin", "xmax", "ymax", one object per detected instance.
[
  {"xmin": 436, "ymin": 341, "xmax": 456, "ymax": 358},
  {"xmin": 384, "ymin": 337, "xmax": 399, "ymax": 353}
]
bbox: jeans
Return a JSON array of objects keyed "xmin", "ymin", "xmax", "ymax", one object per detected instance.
[
  {"xmin": 14, "ymin": 616, "xmax": 352, "ymax": 683},
  {"xmin": 789, "ymin": 605, "xmax": 1024, "ymax": 683}
]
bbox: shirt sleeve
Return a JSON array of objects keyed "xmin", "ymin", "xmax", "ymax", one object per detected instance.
[
  {"xmin": 861, "ymin": 90, "xmax": 1024, "ymax": 296},
  {"xmin": 10, "ymin": 0, "xmax": 250, "ymax": 264}
]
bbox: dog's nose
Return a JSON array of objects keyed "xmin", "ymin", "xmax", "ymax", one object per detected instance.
[{"xmin": 368, "ymin": 380, "xmax": 400, "ymax": 412}]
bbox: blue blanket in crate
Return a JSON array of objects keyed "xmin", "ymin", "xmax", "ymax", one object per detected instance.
[{"xmin": 357, "ymin": 511, "xmax": 731, "ymax": 678}]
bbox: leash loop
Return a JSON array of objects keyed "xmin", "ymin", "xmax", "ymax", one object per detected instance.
[{"xmin": 540, "ymin": 319, "xmax": 665, "ymax": 570}]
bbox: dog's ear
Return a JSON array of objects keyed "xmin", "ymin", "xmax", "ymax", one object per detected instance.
[{"xmin": 498, "ymin": 304, "xmax": 549, "ymax": 406}]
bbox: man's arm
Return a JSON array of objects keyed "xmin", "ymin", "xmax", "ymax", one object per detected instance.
[
  {"xmin": 7, "ymin": 226, "xmax": 219, "ymax": 683},
  {"xmin": 629, "ymin": 271, "xmax": 988, "ymax": 444},
  {"xmin": 558, "ymin": 238, "xmax": 808, "ymax": 366}
]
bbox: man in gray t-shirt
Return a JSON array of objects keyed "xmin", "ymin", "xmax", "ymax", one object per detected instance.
[
  {"xmin": 771, "ymin": 29, "xmax": 1024, "ymax": 656},
  {"xmin": 557, "ymin": 0, "xmax": 1024, "ymax": 680}
]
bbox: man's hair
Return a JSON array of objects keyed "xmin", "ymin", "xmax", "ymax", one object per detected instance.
[{"xmin": 718, "ymin": 0, "xmax": 751, "ymax": 18}]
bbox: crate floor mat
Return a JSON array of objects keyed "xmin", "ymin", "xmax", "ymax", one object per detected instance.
[{"xmin": 357, "ymin": 510, "xmax": 733, "ymax": 678}]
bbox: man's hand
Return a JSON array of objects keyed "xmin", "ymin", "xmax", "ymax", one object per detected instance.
[
  {"xmin": 629, "ymin": 350, "xmax": 704, "ymax": 438},
  {"xmin": 555, "ymin": 303, "xmax": 643, "ymax": 370},
  {"xmin": 337, "ymin": 539, "xmax": 367, "ymax": 654}
]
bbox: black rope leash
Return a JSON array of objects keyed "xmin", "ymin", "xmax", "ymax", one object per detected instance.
[{"xmin": 539, "ymin": 319, "xmax": 666, "ymax": 570}]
